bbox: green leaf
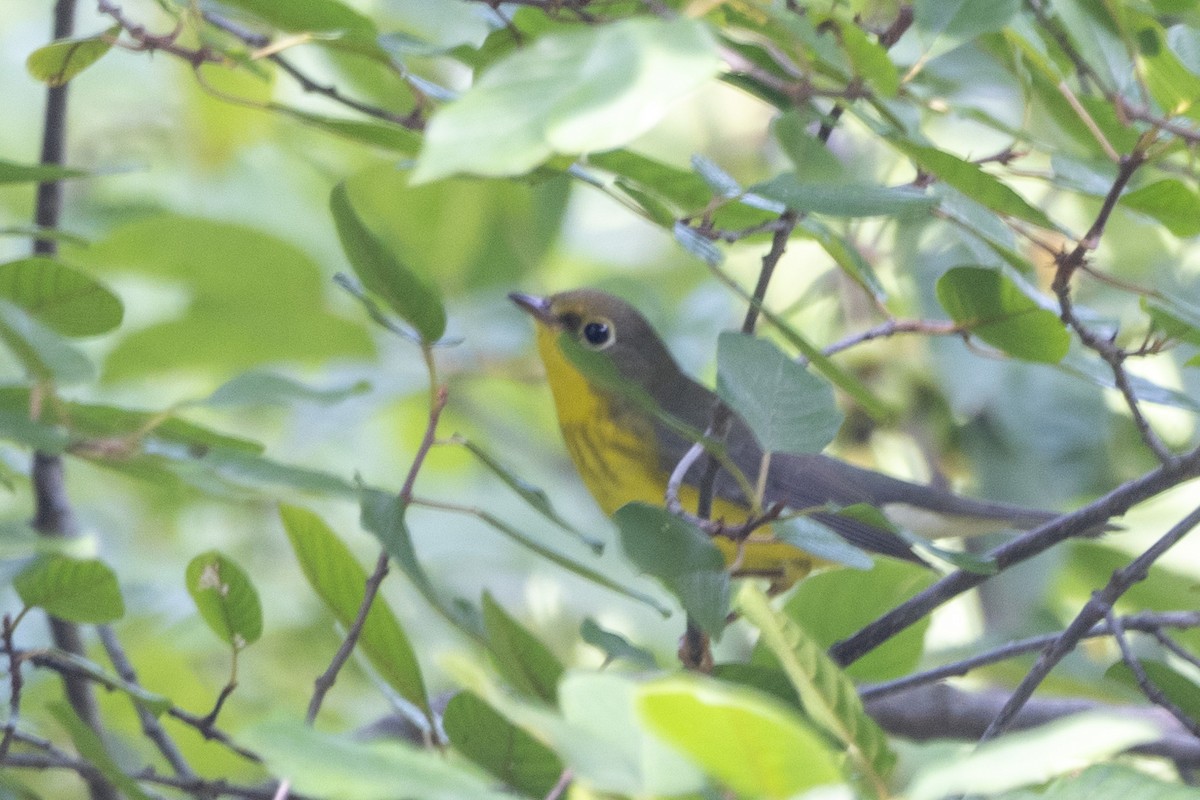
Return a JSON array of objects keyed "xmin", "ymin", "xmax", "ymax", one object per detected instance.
[
  {"xmin": 75, "ymin": 215, "xmax": 374, "ymax": 380},
  {"xmin": 907, "ymin": 711, "xmax": 1158, "ymax": 800},
  {"xmin": 358, "ymin": 487, "xmax": 484, "ymax": 637},
  {"xmin": 936, "ymin": 266, "xmax": 1070, "ymax": 362},
  {"xmin": 737, "ymin": 583, "xmax": 895, "ymax": 792},
  {"xmin": 26, "ymin": 27, "xmax": 118, "ymax": 87},
  {"xmin": 773, "ymin": 112, "xmax": 848, "ymax": 181},
  {"xmin": 0, "ymin": 258, "xmax": 122, "ymax": 337},
  {"xmin": 413, "ymin": 17, "xmax": 720, "ymax": 182},
  {"xmin": 613, "ymin": 502, "xmax": 729, "ymax": 636},
  {"xmin": 200, "ymin": 371, "xmax": 370, "ymax": 408},
  {"xmin": 185, "ymin": 550, "xmax": 263, "ymax": 648},
  {"xmin": 42, "ymin": 650, "xmax": 171, "ymax": 717},
  {"xmin": 774, "ymin": 517, "xmax": 874, "ymax": 570},
  {"xmin": 244, "ymin": 718, "xmax": 511, "ymax": 800},
  {"xmin": 456, "ymin": 437, "xmax": 602, "ymax": 552},
  {"xmin": 1121, "ymin": 179, "xmax": 1200, "ymax": 237},
  {"xmin": 751, "ymin": 173, "xmax": 936, "ymax": 217},
  {"xmin": 330, "ymin": 182, "xmax": 446, "ymax": 342},
  {"xmin": 1105, "ymin": 659, "xmax": 1200, "ymax": 721},
  {"xmin": 49, "ymin": 702, "xmax": 151, "ymax": 800},
  {"xmin": 1145, "ymin": 296, "xmax": 1200, "ymax": 346},
  {"xmin": 444, "ymin": 691, "xmax": 564, "ymax": 797},
  {"xmin": 716, "ymin": 332, "xmax": 843, "ymax": 455},
  {"xmin": 892, "ymin": 141, "xmax": 1057, "ymax": 229},
  {"xmin": 14, "ymin": 554, "xmax": 124, "ymax": 623},
  {"xmin": 481, "ymin": 592, "xmax": 564, "ymax": 703},
  {"xmin": 767, "ymin": 560, "xmax": 935, "ymax": 682},
  {"xmin": 283, "ymin": 109, "xmax": 422, "ymax": 153},
  {"xmin": 638, "ymin": 675, "xmax": 843, "ymax": 799},
  {"xmin": 0, "ymin": 300, "xmax": 94, "ymax": 384},
  {"xmin": 580, "ymin": 618, "xmax": 658, "ymax": 669},
  {"xmin": 213, "ymin": 0, "xmax": 383, "ymax": 57},
  {"xmin": 0, "ymin": 159, "xmax": 87, "ymax": 185},
  {"xmin": 278, "ymin": 504, "xmax": 431, "ymax": 717},
  {"xmin": 915, "ymin": 0, "xmax": 1020, "ymax": 40},
  {"xmin": 994, "ymin": 764, "xmax": 1200, "ymax": 800},
  {"xmin": 835, "ymin": 19, "xmax": 900, "ymax": 96}
]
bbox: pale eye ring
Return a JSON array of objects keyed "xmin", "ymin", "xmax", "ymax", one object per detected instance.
[{"xmin": 582, "ymin": 320, "xmax": 612, "ymax": 348}]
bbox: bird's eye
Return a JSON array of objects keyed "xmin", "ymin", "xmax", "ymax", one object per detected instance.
[{"xmin": 582, "ymin": 320, "xmax": 612, "ymax": 348}]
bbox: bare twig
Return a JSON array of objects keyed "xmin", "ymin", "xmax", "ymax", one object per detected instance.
[
  {"xmin": 866, "ymin": 683, "xmax": 1200, "ymax": 766},
  {"xmin": 980, "ymin": 504, "xmax": 1200, "ymax": 741},
  {"xmin": 860, "ymin": 610, "xmax": 1200, "ymax": 701},
  {"xmin": 1106, "ymin": 607, "xmax": 1200, "ymax": 738},
  {"xmin": 97, "ymin": 626, "xmax": 194, "ymax": 778},
  {"xmin": 0, "ymin": 615, "xmax": 22, "ymax": 761},
  {"xmin": 831, "ymin": 449, "xmax": 1200, "ymax": 667},
  {"xmin": 305, "ymin": 385, "xmax": 448, "ymax": 726}
]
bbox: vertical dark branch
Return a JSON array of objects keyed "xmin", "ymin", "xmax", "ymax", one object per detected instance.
[{"xmin": 30, "ymin": 4, "xmax": 117, "ymax": 800}]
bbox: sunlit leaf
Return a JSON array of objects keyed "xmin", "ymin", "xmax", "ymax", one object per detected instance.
[
  {"xmin": 638, "ymin": 675, "xmax": 843, "ymax": 798},
  {"xmin": 413, "ymin": 17, "xmax": 720, "ymax": 182}
]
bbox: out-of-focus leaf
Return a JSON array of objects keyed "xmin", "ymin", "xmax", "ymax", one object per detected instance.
[
  {"xmin": 200, "ymin": 371, "xmax": 369, "ymax": 408},
  {"xmin": 834, "ymin": 19, "xmax": 900, "ymax": 96},
  {"xmin": 763, "ymin": 560, "xmax": 934, "ymax": 682},
  {"xmin": 737, "ymin": 583, "xmax": 895, "ymax": 787},
  {"xmin": 278, "ymin": 504, "xmax": 430, "ymax": 718},
  {"xmin": 1121, "ymin": 180, "xmax": 1200, "ymax": 237},
  {"xmin": 716, "ymin": 332, "xmax": 843, "ymax": 455},
  {"xmin": 482, "ymin": 591, "xmax": 564, "ymax": 703},
  {"xmin": 185, "ymin": 550, "xmax": 263, "ymax": 648},
  {"xmin": 915, "ymin": 0, "xmax": 1020, "ymax": 40},
  {"xmin": 1133, "ymin": 12, "xmax": 1200, "ymax": 119},
  {"xmin": 613, "ymin": 502, "xmax": 728, "ymax": 636},
  {"xmin": 456, "ymin": 437, "xmax": 601, "ymax": 551},
  {"xmin": 752, "ymin": 173, "xmax": 936, "ymax": 217},
  {"xmin": 1105, "ymin": 659, "xmax": 1200, "ymax": 721},
  {"xmin": 50, "ymin": 702, "xmax": 151, "ymax": 800},
  {"xmin": 330, "ymin": 182, "xmax": 446, "ymax": 342},
  {"xmin": 44, "ymin": 650, "xmax": 171, "ymax": 717},
  {"xmin": 0, "ymin": 160, "xmax": 87, "ymax": 185},
  {"xmin": 244, "ymin": 718, "xmax": 511, "ymax": 800},
  {"xmin": 638, "ymin": 675, "xmax": 843, "ymax": 798},
  {"xmin": 14, "ymin": 554, "xmax": 124, "ymax": 623},
  {"xmin": 413, "ymin": 17, "xmax": 719, "ymax": 182},
  {"xmin": 893, "ymin": 141, "xmax": 1057, "ymax": 229},
  {"xmin": 73, "ymin": 215, "xmax": 374, "ymax": 380},
  {"xmin": 673, "ymin": 222, "xmax": 724, "ymax": 265},
  {"xmin": 283, "ymin": 110, "xmax": 422, "ymax": 154},
  {"xmin": 26, "ymin": 27, "xmax": 118, "ymax": 86},
  {"xmin": 907, "ymin": 711, "xmax": 1158, "ymax": 800},
  {"xmin": 994, "ymin": 763, "xmax": 1200, "ymax": 800},
  {"xmin": 580, "ymin": 618, "xmax": 658, "ymax": 669},
  {"xmin": 0, "ymin": 258, "xmax": 122, "ymax": 337},
  {"xmin": 443, "ymin": 692, "xmax": 564, "ymax": 797},
  {"xmin": 0, "ymin": 301, "xmax": 94, "ymax": 384},
  {"xmin": 936, "ymin": 266, "xmax": 1070, "ymax": 362}
]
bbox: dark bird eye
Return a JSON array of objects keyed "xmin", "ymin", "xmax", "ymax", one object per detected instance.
[{"xmin": 583, "ymin": 321, "xmax": 611, "ymax": 347}]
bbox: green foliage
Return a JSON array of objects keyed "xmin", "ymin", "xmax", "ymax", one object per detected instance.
[
  {"xmin": 443, "ymin": 691, "xmax": 564, "ymax": 796},
  {"xmin": 613, "ymin": 502, "xmax": 729, "ymax": 636},
  {"xmin": 716, "ymin": 331, "xmax": 844, "ymax": 455},
  {"xmin": 0, "ymin": 257, "xmax": 122, "ymax": 337},
  {"xmin": 937, "ymin": 266, "xmax": 1071, "ymax": 362},
  {"xmin": 25, "ymin": 27, "xmax": 117, "ymax": 87},
  {"xmin": 14, "ymin": 554, "xmax": 124, "ymax": 623},
  {"xmin": 185, "ymin": 550, "xmax": 263, "ymax": 649},
  {"xmin": 481, "ymin": 591, "xmax": 564, "ymax": 702},
  {"xmin": 278, "ymin": 504, "xmax": 431, "ymax": 718}
]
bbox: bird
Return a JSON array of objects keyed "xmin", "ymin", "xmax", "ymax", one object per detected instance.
[{"xmin": 511, "ymin": 287, "xmax": 1060, "ymax": 587}]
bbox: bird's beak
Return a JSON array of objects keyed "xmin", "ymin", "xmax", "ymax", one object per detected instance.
[{"xmin": 509, "ymin": 292, "xmax": 555, "ymax": 326}]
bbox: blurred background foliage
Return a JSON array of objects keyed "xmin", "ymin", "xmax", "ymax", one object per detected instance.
[{"xmin": 3, "ymin": 0, "xmax": 1200, "ymax": 798}]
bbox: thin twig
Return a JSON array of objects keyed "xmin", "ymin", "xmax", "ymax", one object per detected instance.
[
  {"xmin": 980, "ymin": 504, "xmax": 1200, "ymax": 741},
  {"xmin": 97, "ymin": 626, "xmax": 194, "ymax": 778},
  {"xmin": 831, "ymin": 448, "xmax": 1200, "ymax": 667},
  {"xmin": 859, "ymin": 610, "xmax": 1200, "ymax": 701},
  {"xmin": 0, "ymin": 615, "xmax": 22, "ymax": 761},
  {"xmin": 1106, "ymin": 607, "xmax": 1200, "ymax": 738},
  {"xmin": 305, "ymin": 384, "xmax": 448, "ymax": 725}
]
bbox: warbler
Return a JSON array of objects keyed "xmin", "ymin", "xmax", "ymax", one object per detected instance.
[{"xmin": 511, "ymin": 288, "xmax": 1058, "ymax": 585}]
